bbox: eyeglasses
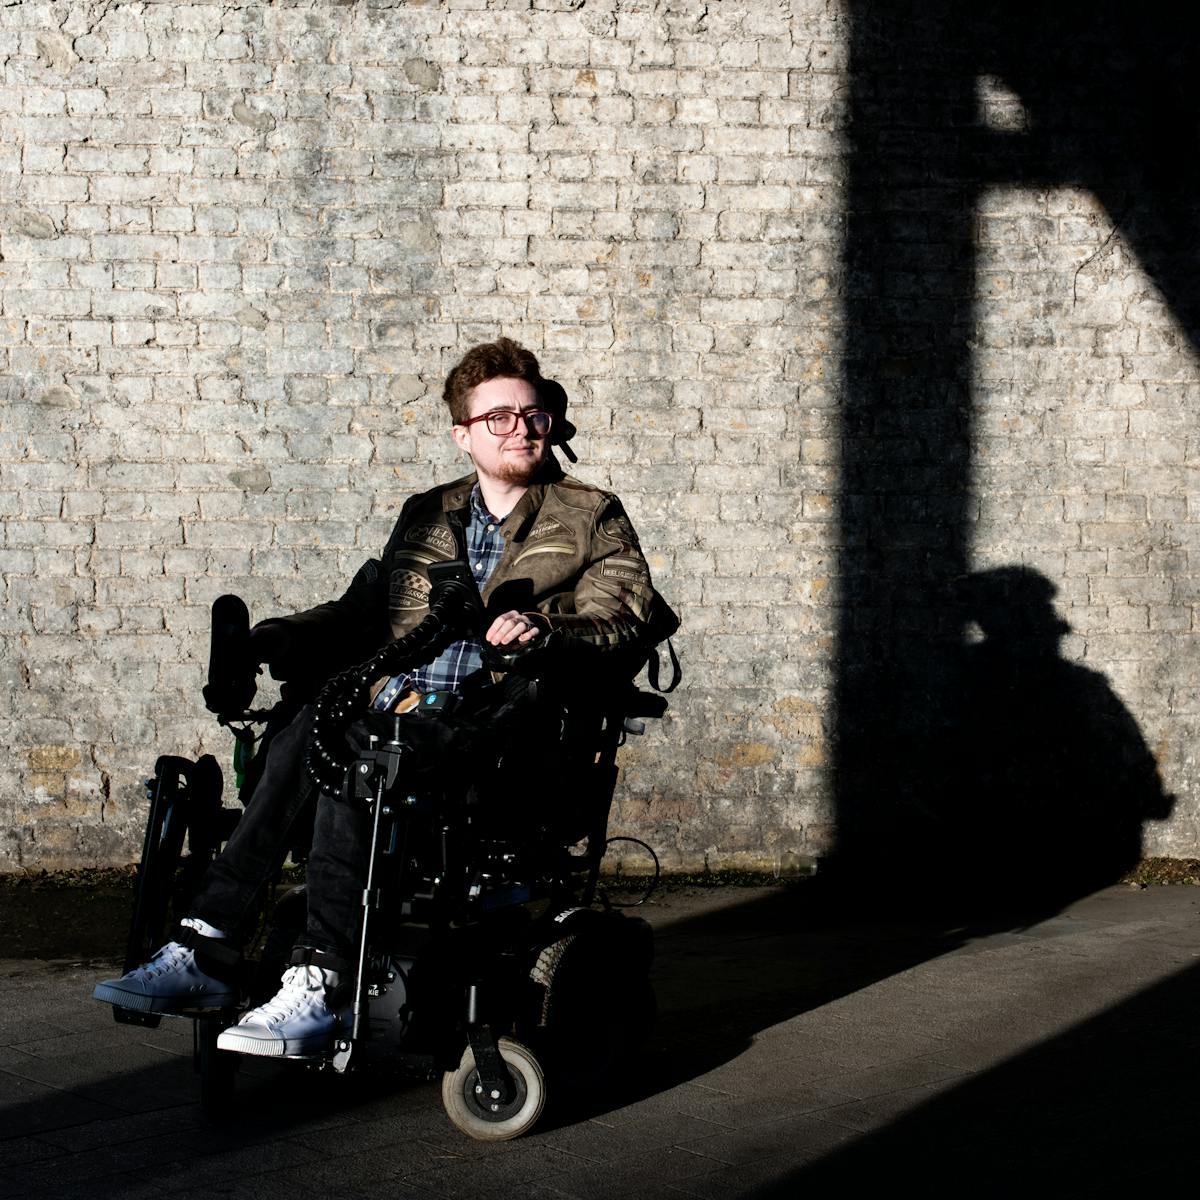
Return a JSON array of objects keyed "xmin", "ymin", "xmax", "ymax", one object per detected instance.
[{"xmin": 459, "ymin": 408, "xmax": 553, "ymax": 438}]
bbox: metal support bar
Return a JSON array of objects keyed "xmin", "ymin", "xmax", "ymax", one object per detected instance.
[{"xmin": 350, "ymin": 773, "xmax": 388, "ymax": 1049}]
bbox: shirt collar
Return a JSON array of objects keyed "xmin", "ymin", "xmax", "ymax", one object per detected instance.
[{"xmin": 469, "ymin": 482, "xmax": 502, "ymax": 526}]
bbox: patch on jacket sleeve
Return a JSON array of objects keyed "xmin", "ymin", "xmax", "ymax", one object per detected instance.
[
  {"xmin": 600, "ymin": 509, "xmax": 640, "ymax": 548},
  {"xmin": 390, "ymin": 567, "xmax": 430, "ymax": 611},
  {"xmin": 600, "ymin": 554, "xmax": 650, "ymax": 586},
  {"xmin": 403, "ymin": 523, "xmax": 456, "ymax": 559}
]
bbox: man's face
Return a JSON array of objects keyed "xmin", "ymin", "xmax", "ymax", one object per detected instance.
[{"xmin": 451, "ymin": 376, "xmax": 550, "ymax": 489}]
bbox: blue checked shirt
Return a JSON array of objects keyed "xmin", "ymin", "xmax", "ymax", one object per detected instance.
[{"xmin": 373, "ymin": 485, "xmax": 506, "ymax": 707}]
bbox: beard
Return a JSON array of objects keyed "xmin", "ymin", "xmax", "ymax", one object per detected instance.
[{"xmin": 493, "ymin": 445, "xmax": 547, "ymax": 486}]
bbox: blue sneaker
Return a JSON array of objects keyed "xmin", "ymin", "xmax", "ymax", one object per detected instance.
[{"xmin": 93, "ymin": 941, "xmax": 237, "ymax": 1014}]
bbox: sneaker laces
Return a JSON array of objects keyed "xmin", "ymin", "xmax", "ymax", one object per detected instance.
[
  {"xmin": 244, "ymin": 964, "xmax": 327, "ymax": 1026},
  {"xmin": 134, "ymin": 942, "xmax": 192, "ymax": 981}
]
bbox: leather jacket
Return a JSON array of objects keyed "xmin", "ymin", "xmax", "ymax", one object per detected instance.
[{"xmin": 268, "ymin": 462, "xmax": 674, "ymax": 683}]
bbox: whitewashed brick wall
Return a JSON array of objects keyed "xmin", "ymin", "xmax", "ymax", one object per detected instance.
[{"xmin": 1, "ymin": 0, "xmax": 1195, "ymax": 872}]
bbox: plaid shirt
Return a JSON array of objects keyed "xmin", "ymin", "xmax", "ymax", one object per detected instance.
[{"xmin": 374, "ymin": 485, "xmax": 505, "ymax": 705}]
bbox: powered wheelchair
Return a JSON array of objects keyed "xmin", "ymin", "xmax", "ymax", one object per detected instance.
[{"xmin": 107, "ymin": 562, "xmax": 670, "ymax": 1140}]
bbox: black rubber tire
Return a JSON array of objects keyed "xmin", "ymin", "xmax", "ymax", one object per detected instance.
[
  {"xmin": 441, "ymin": 1037, "xmax": 546, "ymax": 1141},
  {"xmin": 529, "ymin": 923, "xmax": 656, "ymax": 1112}
]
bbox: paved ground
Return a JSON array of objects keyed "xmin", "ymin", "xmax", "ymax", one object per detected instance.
[{"xmin": 3, "ymin": 881, "xmax": 1198, "ymax": 1198}]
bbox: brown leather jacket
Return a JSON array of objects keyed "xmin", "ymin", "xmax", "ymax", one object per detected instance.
[{"xmin": 270, "ymin": 463, "xmax": 674, "ymax": 682}]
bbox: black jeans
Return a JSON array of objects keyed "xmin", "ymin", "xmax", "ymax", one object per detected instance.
[
  {"xmin": 301, "ymin": 775, "xmax": 377, "ymax": 962},
  {"xmin": 189, "ymin": 705, "xmax": 318, "ymax": 939},
  {"xmin": 191, "ymin": 679, "xmax": 554, "ymax": 965},
  {"xmin": 302, "ymin": 682, "xmax": 557, "ymax": 961}
]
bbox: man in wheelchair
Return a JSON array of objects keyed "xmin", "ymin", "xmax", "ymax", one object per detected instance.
[{"xmin": 94, "ymin": 336, "xmax": 676, "ymax": 1064}]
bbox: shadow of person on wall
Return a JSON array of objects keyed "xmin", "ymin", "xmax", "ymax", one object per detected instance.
[
  {"xmin": 915, "ymin": 565, "xmax": 1175, "ymax": 915},
  {"xmin": 611, "ymin": 567, "xmax": 1175, "ymax": 1121}
]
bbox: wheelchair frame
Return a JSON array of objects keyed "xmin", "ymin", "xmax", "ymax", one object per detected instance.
[{"xmin": 109, "ymin": 590, "xmax": 667, "ymax": 1140}]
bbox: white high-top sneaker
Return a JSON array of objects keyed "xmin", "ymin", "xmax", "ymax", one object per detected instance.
[
  {"xmin": 217, "ymin": 964, "xmax": 346, "ymax": 1058},
  {"xmin": 93, "ymin": 933, "xmax": 237, "ymax": 1014}
]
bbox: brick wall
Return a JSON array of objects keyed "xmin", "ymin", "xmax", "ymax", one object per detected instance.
[{"xmin": 2, "ymin": 0, "xmax": 1195, "ymax": 874}]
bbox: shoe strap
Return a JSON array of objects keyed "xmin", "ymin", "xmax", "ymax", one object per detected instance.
[
  {"xmin": 175, "ymin": 925, "xmax": 242, "ymax": 977},
  {"xmin": 289, "ymin": 944, "xmax": 351, "ymax": 977},
  {"xmin": 288, "ymin": 945, "xmax": 352, "ymax": 1008}
]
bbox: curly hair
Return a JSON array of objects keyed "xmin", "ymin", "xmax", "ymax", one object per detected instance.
[{"xmin": 442, "ymin": 337, "xmax": 544, "ymax": 424}]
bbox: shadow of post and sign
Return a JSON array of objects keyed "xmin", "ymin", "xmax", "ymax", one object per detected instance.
[
  {"xmin": 596, "ymin": 0, "xmax": 1196, "ymax": 1174},
  {"xmin": 727, "ymin": 2, "xmax": 1198, "ymax": 1187},
  {"xmin": 833, "ymin": 0, "xmax": 1192, "ymax": 903}
]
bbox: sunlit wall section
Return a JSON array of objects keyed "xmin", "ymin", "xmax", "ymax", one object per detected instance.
[
  {"xmin": 971, "ymin": 184, "xmax": 1199, "ymax": 855},
  {"xmin": 0, "ymin": 0, "xmax": 850, "ymax": 872}
]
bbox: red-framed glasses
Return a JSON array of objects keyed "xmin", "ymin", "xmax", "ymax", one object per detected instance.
[{"xmin": 459, "ymin": 408, "xmax": 553, "ymax": 438}]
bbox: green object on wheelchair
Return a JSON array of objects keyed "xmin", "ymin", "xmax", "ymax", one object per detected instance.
[{"xmin": 233, "ymin": 732, "xmax": 255, "ymax": 791}]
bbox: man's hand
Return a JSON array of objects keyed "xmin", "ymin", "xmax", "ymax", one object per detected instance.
[{"xmin": 485, "ymin": 610, "xmax": 542, "ymax": 646}]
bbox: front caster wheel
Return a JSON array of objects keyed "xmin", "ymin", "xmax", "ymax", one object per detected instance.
[{"xmin": 441, "ymin": 1037, "xmax": 546, "ymax": 1141}]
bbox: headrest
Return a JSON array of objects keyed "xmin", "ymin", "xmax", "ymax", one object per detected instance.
[{"xmin": 539, "ymin": 378, "xmax": 578, "ymax": 463}]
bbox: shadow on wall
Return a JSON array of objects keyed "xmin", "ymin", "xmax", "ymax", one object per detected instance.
[
  {"xmin": 612, "ymin": 573, "xmax": 1171, "ymax": 1127},
  {"xmin": 915, "ymin": 565, "xmax": 1172, "ymax": 906},
  {"xmin": 833, "ymin": 0, "xmax": 1197, "ymax": 901},
  {"xmin": 615, "ymin": 0, "xmax": 1194, "ymax": 1148},
  {"xmin": 628, "ymin": 3, "xmax": 1192, "ymax": 1156}
]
